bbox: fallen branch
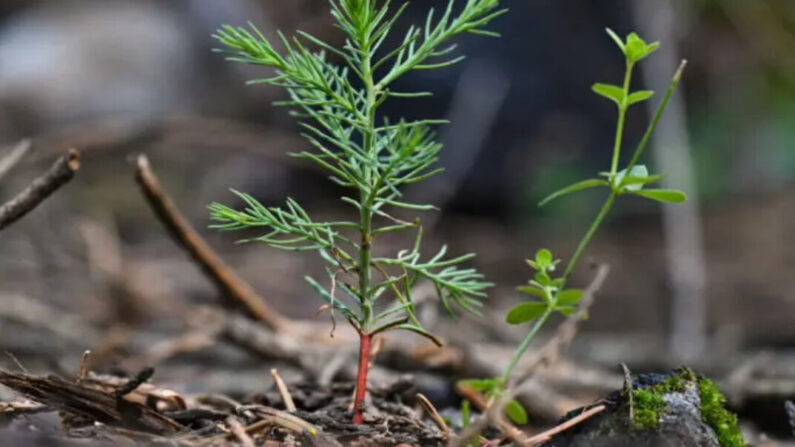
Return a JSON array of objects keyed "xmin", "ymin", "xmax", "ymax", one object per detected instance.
[
  {"xmin": 0, "ymin": 369, "xmax": 181, "ymax": 434},
  {"xmin": 0, "ymin": 148, "xmax": 79, "ymax": 231},
  {"xmin": 134, "ymin": 154, "xmax": 286, "ymax": 331}
]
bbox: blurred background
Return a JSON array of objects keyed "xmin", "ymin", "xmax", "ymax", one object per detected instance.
[{"xmin": 0, "ymin": 0, "xmax": 793, "ymax": 440}]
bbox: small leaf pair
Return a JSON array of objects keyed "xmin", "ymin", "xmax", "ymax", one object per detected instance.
[
  {"xmin": 606, "ymin": 28, "xmax": 660, "ymax": 63},
  {"xmin": 612, "ymin": 165, "xmax": 686, "ymax": 203},
  {"xmin": 592, "ymin": 83, "xmax": 654, "ymax": 108},
  {"xmin": 526, "ymin": 248, "xmax": 559, "ymax": 272},
  {"xmin": 539, "ymin": 164, "xmax": 686, "ymax": 206},
  {"xmin": 506, "ymin": 289, "xmax": 582, "ymax": 324}
]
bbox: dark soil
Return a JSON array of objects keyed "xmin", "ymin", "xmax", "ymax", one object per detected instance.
[{"xmin": 0, "ymin": 368, "xmax": 446, "ymax": 447}]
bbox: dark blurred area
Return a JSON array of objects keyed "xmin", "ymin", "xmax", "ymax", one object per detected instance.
[{"xmin": 0, "ymin": 0, "xmax": 794, "ymax": 439}]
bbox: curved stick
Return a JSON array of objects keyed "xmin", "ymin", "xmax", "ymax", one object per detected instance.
[
  {"xmin": 134, "ymin": 155, "xmax": 286, "ymax": 332},
  {"xmin": 0, "ymin": 148, "xmax": 79, "ymax": 231}
]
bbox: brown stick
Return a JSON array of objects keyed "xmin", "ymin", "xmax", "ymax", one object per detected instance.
[
  {"xmin": 0, "ymin": 148, "xmax": 79, "ymax": 231},
  {"xmin": 270, "ymin": 368, "xmax": 296, "ymax": 412},
  {"xmin": 416, "ymin": 393, "xmax": 451, "ymax": 436},
  {"xmin": 134, "ymin": 155, "xmax": 285, "ymax": 331},
  {"xmin": 455, "ymin": 385, "xmax": 528, "ymax": 445},
  {"xmin": 227, "ymin": 416, "xmax": 256, "ymax": 447},
  {"xmin": 524, "ymin": 404, "xmax": 606, "ymax": 445},
  {"xmin": 78, "ymin": 350, "xmax": 91, "ymax": 382}
]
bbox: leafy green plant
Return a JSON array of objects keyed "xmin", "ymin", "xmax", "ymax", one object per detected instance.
[
  {"xmin": 459, "ymin": 29, "xmax": 688, "ymax": 424},
  {"xmin": 209, "ymin": 0, "xmax": 505, "ymax": 424}
]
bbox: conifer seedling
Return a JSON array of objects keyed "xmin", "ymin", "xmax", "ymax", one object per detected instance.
[{"xmin": 209, "ymin": 0, "xmax": 505, "ymax": 424}]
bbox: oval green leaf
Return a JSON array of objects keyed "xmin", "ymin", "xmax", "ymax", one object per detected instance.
[
  {"xmin": 632, "ymin": 189, "xmax": 687, "ymax": 203},
  {"xmin": 557, "ymin": 289, "xmax": 582, "ymax": 306},
  {"xmin": 627, "ymin": 90, "xmax": 654, "ymax": 106},
  {"xmin": 535, "ymin": 249, "xmax": 553, "ymax": 268},
  {"xmin": 592, "ymin": 83, "xmax": 625, "ymax": 105},
  {"xmin": 557, "ymin": 305, "xmax": 577, "ymax": 316},
  {"xmin": 505, "ymin": 399, "xmax": 529, "ymax": 425},
  {"xmin": 626, "ymin": 33, "xmax": 647, "ymax": 61},
  {"xmin": 517, "ymin": 285, "xmax": 546, "ymax": 299},
  {"xmin": 506, "ymin": 302, "xmax": 548, "ymax": 325},
  {"xmin": 621, "ymin": 174, "xmax": 664, "ymax": 191}
]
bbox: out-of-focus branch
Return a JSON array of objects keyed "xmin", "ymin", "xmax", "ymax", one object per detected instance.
[
  {"xmin": 134, "ymin": 154, "xmax": 287, "ymax": 332},
  {"xmin": 0, "ymin": 148, "xmax": 79, "ymax": 231},
  {"xmin": 0, "ymin": 139, "xmax": 32, "ymax": 181},
  {"xmin": 633, "ymin": 0, "xmax": 708, "ymax": 363}
]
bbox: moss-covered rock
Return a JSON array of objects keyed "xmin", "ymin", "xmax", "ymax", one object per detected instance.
[{"xmin": 543, "ymin": 368, "xmax": 746, "ymax": 447}]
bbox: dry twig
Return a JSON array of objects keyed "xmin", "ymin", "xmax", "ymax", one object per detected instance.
[
  {"xmin": 236, "ymin": 405, "xmax": 319, "ymax": 437},
  {"xmin": 134, "ymin": 154, "xmax": 286, "ymax": 331},
  {"xmin": 0, "ymin": 148, "xmax": 79, "ymax": 231},
  {"xmin": 271, "ymin": 368, "xmax": 297, "ymax": 412},
  {"xmin": 524, "ymin": 404, "xmax": 606, "ymax": 445},
  {"xmin": 453, "ymin": 384, "xmax": 527, "ymax": 446},
  {"xmin": 228, "ymin": 416, "xmax": 256, "ymax": 447},
  {"xmin": 114, "ymin": 367, "xmax": 155, "ymax": 399},
  {"xmin": 620, "ymin": 362, "xmax": 633, "ymax": 424},
  {"xmin": 416, "ymin": 393, "xmax": 451, "ymax": 436},
  {"xmin": 78, "ymin": 350, "xmax": 91, "ymax": 382}
]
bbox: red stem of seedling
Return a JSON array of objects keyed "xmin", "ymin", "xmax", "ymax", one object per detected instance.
[{"xmin": 352, "ymin": 332, "xmax": 371, "ymax": 425}]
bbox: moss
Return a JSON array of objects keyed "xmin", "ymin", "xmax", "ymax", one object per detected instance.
[
  {"xmin": 630, "ymin": 368, "xmax": 691, "ymax": 430},
  {"xmin": 632, "ymin": 388, "xmax": 666, "ymax": 430},
  {"xmin": 698, "ymin": 378, "xmax": 747, "ymax": 447},
  {"xmin": 625, "ymin": 370, "xmax": 746, "ymax": 446}
]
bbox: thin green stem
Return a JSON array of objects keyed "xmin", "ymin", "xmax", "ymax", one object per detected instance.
[
  {"xmin": 609, "ymin": 62, "xmax": 635, "ymax": 176},
  {"xmin": 359, "ymin": 52, "xmax": 377, "ymax": 331},
  {"xmin": 499, "ymin": 306, "xmax": 554, "ymax": 384},
  {"xmin": 625, "ymin": 60, "xmax": 687, "ymax": 174},
  {"xmin": 563, "ymin": 192, "xmax": 616, "ymax": 279}
]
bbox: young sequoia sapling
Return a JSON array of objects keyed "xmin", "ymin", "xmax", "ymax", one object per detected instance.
[
  {"xmin": 209, "ymin": 0, "xmax": 505, "ymax": 424},
  {"xmin": 460, "ymin": 29, "xmax": 689, "ymax": 425}
]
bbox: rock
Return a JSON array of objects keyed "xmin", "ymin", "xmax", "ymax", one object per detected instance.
[{"xmin": 543, "ymin": 369, "xmax": 746, "ymax": 447}]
